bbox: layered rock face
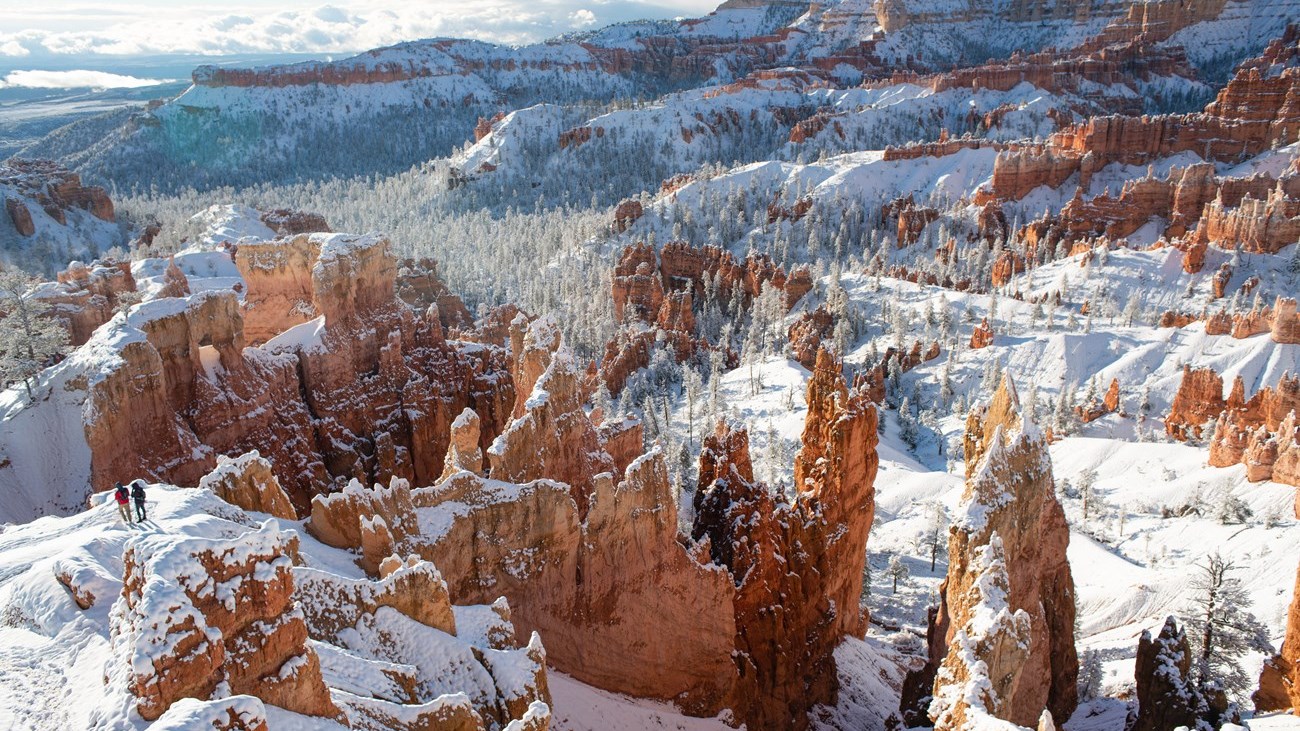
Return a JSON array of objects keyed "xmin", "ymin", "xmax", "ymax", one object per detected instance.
[
  {"xmin": 104, "ymin": 476, "xmax": 553, "ymax": 730},
  {"xmin": 1012, "ymin": 163, "xmax": 1300, "ymax": 253},
  {"xmin": 197, "ymin": 450, "xmax": 296, "ymax": 519},
  {"xmin": 83, "ymin": 233, "xmax": 515, "ymax": 513},
  {"xmin": 234, "ymin": 235, "xmax": 322, "ymax": 345},
  {"xmin": 237, "ymin": 238, "xmax": 473, "ymax": 345},
  {"xmin": 907, "ymin": 377, "xmax": 1077, "ymax": 729},
  {"xmin": 692, "ymin": 349, "xmax": 879, "ymax": 729},
  {"xmin": 970, "ymin": 29, "xmax": 1300, "ymax": 260},
  {"xmin": 1257, "ymin": 561, "xmax": 1300, "ymax": 715},
  {"xmin": 330, "ymin": 324, "xmax": 740, "ymax": 714},
  {"xmin": 1166, "ymin": 365, "xmax": 1228, "ymax": 440},
  {"xmin": 419, "ymin": 447, "xmax": 739, "ymax": 716},
  {"xmin": 35, "ymin": 259, "xmax": 137, "ymax": 345},
  {"xmin": 1, "ymin": 158, "xmax": 115, "ymax": 232},
  {"xmin": 1161, "ymin": 296, "xmax": 1300, "ymax": 344},
  {"xmin": 113, "ymin": 522, "xmax": 340, "ymax": 722},
  {"xmin": 399, "ymin": 345, "xmax": 878, "ymax": 729},
  {"xmin": 487, "ymin": 318, "xmax": 614, "ymax": 514},
  {"xmin": 1172, "ymin": 365, "xmax": 1300, "ymax": 487}
]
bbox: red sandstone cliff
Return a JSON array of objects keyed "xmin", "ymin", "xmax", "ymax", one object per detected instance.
[
  {"xmin": 907, "ymin": 376, "xmax": 1077, "ymax": 729},
  {"xmin": 692, "ymin": 349, "xmax": 878, "ymax": 728},
  {"xmin": 82, "ymin": 233, "xmax": 515, "ymax": 514},
  {"xmin": 1257, "ymin": 560, "xmax": 1300, "ymax": 715}
]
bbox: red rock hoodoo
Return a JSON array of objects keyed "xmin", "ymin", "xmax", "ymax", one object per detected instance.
[{"xmin": 905, "ymin": 376, "xmax": 1077, "ymax": 729}]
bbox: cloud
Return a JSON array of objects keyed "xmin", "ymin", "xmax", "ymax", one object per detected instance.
[
  {"xmin": 0, "ymin": 69, "xmax": 174, "ymax": 88},
  {"xmin": 0, "ymin": 0, "xmax": 722, "ymax": 57},
  {"xmin": 313, "ymin": 6, "xmax": 350, "ymax": 24}
]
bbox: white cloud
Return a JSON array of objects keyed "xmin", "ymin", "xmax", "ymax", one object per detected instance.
[
  {"xmin": 0, "ymin": 69, "xmax": 174, "ymax": 88},
  {"xmin": 0, "ymin": 0, "xmax": 722, "ymax": 57}
]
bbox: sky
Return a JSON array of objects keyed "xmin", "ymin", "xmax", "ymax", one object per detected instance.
[{"xmin": 0, "ymin": 0, "xmax": 722, "ymax": 59}]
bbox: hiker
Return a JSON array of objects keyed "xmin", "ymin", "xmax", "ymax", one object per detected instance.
[
  {"xmin": 113, "ymin": 482, "xmax": 132, "ymax": 523},
  {"xmin": 131, "ymin": 480, "xmax": 148, "ymax": 522}
]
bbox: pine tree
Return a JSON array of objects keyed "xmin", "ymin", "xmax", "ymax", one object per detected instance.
[
  {"xmin": 888, "ymin": 554, "xmax": 909, "ymax": 593},
  {"xmin": 899, "ymin": 396, "xmax": 919, "ymax": 448},
  {"xmin": 1077, "ymin": 468, "xmax": 1098, "ymax": 523},
  {"xmin": 0, "ymin": 268, "xmax": 69, "ymax": 402},
  {"xmin": 939, "ymin": 358, "xmax": 955, "ymax": 409},
  {"xmin": 1077, "ymin": 649, "xmax": 1103, "ymax": 701},
  {"xmin": 924, "ymin": 500, "xmax": 947, "ymax": 571},
  {"xmin": 860, "ymin": 553, "xmax": 873, "ymax": 605},
  {"xmin": 1184, "ymin": 555, "xmax": 1272, "ymax": 705}
]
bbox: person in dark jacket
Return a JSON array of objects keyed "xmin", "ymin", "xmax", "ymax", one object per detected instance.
[
  {"xmin": 113, "ymin": 482, "xmax": 132, "ymax": 523},
  {"xmin": 130, "ymin": 480, "xmax": 148, "ymax": 522}
]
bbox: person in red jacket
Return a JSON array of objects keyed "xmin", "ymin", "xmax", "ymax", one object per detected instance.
[{"xmin": 113, "ymin": 482, "xmax": 132, "ymax": 524}]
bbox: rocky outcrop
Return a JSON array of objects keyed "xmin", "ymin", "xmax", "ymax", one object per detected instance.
[
  {"xmin": 601, "ymin": 241, "xmax": 810, "ymax": 394},
  {"xmin": 1172, "ymin": 364, "xmax": 1300, "ymax": 485},
  {"xmin": 1166, "ymin": 365, "xmax": 1227, "ymax": 440},
  {"xmin": 883, "ymin": 195, "xmax": 939, "ymax": 246},
  {"xmin": 197, "ymin": 451, "xmax": 296, "ymax": 520},
  {"xmin": 34, "ymin": 259, "xmax": 137, "ymax": 345},
  {"xmin": 1194, "ymin": 186, "xmax": 1300, "ymax": 255},
  {"xmin": 0, "ymin": 158, "xmax": 115, "ymax": 227},
  {"xmin": 1275, "ymin": 297, "xmax": 1300, "ymax": 344},
  {"xmin": 271, "ymin": 234, "xmax": 514, "ymax": 491},
  {"xmin": 308, "ymin": 476, "xmax": 421, "ymax": 574},
  {"xmin": 396, "ymin": 258, "xmax": 474, "ymax": 330},
  {"xmin": 233, "ymin": 235, "xmax": 321, "ymax": 345},
  {"xmin": 911, "ymin": 376, "xmax": 1077, "ymax": 729},
  {"xmin": 970, "ymin": 317, "xmax": 994, "ymax": 349},
  {"xmin": 612, "ymin": 199, "xmax": 644, "ymax": 233},
  {"xmin": 440, "ymin": 407, "xmax": 485, "ymax": 480},
  {"xmin": 414, "ymin": 347, "xmax": 878, "ymax": 729},
  {"xmin": 5, "ymin": 196, "xmax": 34, "ymax": 236},
  {"xmin": 1077, "ymin": 378, "xmax": 1121, "ymax": 423},
  {"xmin": 489, "ymin": 318, "xmax": 618, "ymax": 515},
  {"xmin": 787, "ymin": 305, "xmax": 835, "ymax": 368},
  {"xmin": 418, "ymin": 452, "xmax": 738, "ymax": 716},
  {"xmin": 969, "ymin": 30, "xmax": 1300, "ymax": 262},
  {"xmin": 1257, "ymin": 560, "xmax": 1300, "ymax": 715},
  {"xmin": 259, "ymin": 208, "xmax": 330, "ymax": 236},
  {"xmin": 692, "ymin": 349, "xmax": 879, "ymax": 728},
  {"xmin": 294, "ymin": 546, "xmax": 552, "ymax": 731},
  {"xmin": 83, "ymin": 233, "xmax": 516, "ymax": 513},
  {"xmin": 113, "ymin": 521, "xmax": 339, "ymax": 722},
  {"xmin": 1133, "ymin": 617, "xmax": 1205, "ymax": 731}
]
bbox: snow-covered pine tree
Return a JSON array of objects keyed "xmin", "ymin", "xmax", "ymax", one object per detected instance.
[
  {"xmin": 1183, "ymin": 554, "xmax": 1272, "ymax": 707},
  {"xmin": 888, "ymin": 554, "xmax": 909, "ymax": 593},
  {"xmin": 924, "ymin": 500, "xmax": 947, "ymax": 571},
  {"xmin": 1077, "ymin": 649, "xmax": 1103, "ymax": 701},
  {"xmin": 0, "ymin": 267, "xmax": 69, "ymax": 402},
  {"xmin": 899, "ymin": 396, "xmax": 919, "ymax": 448}
]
